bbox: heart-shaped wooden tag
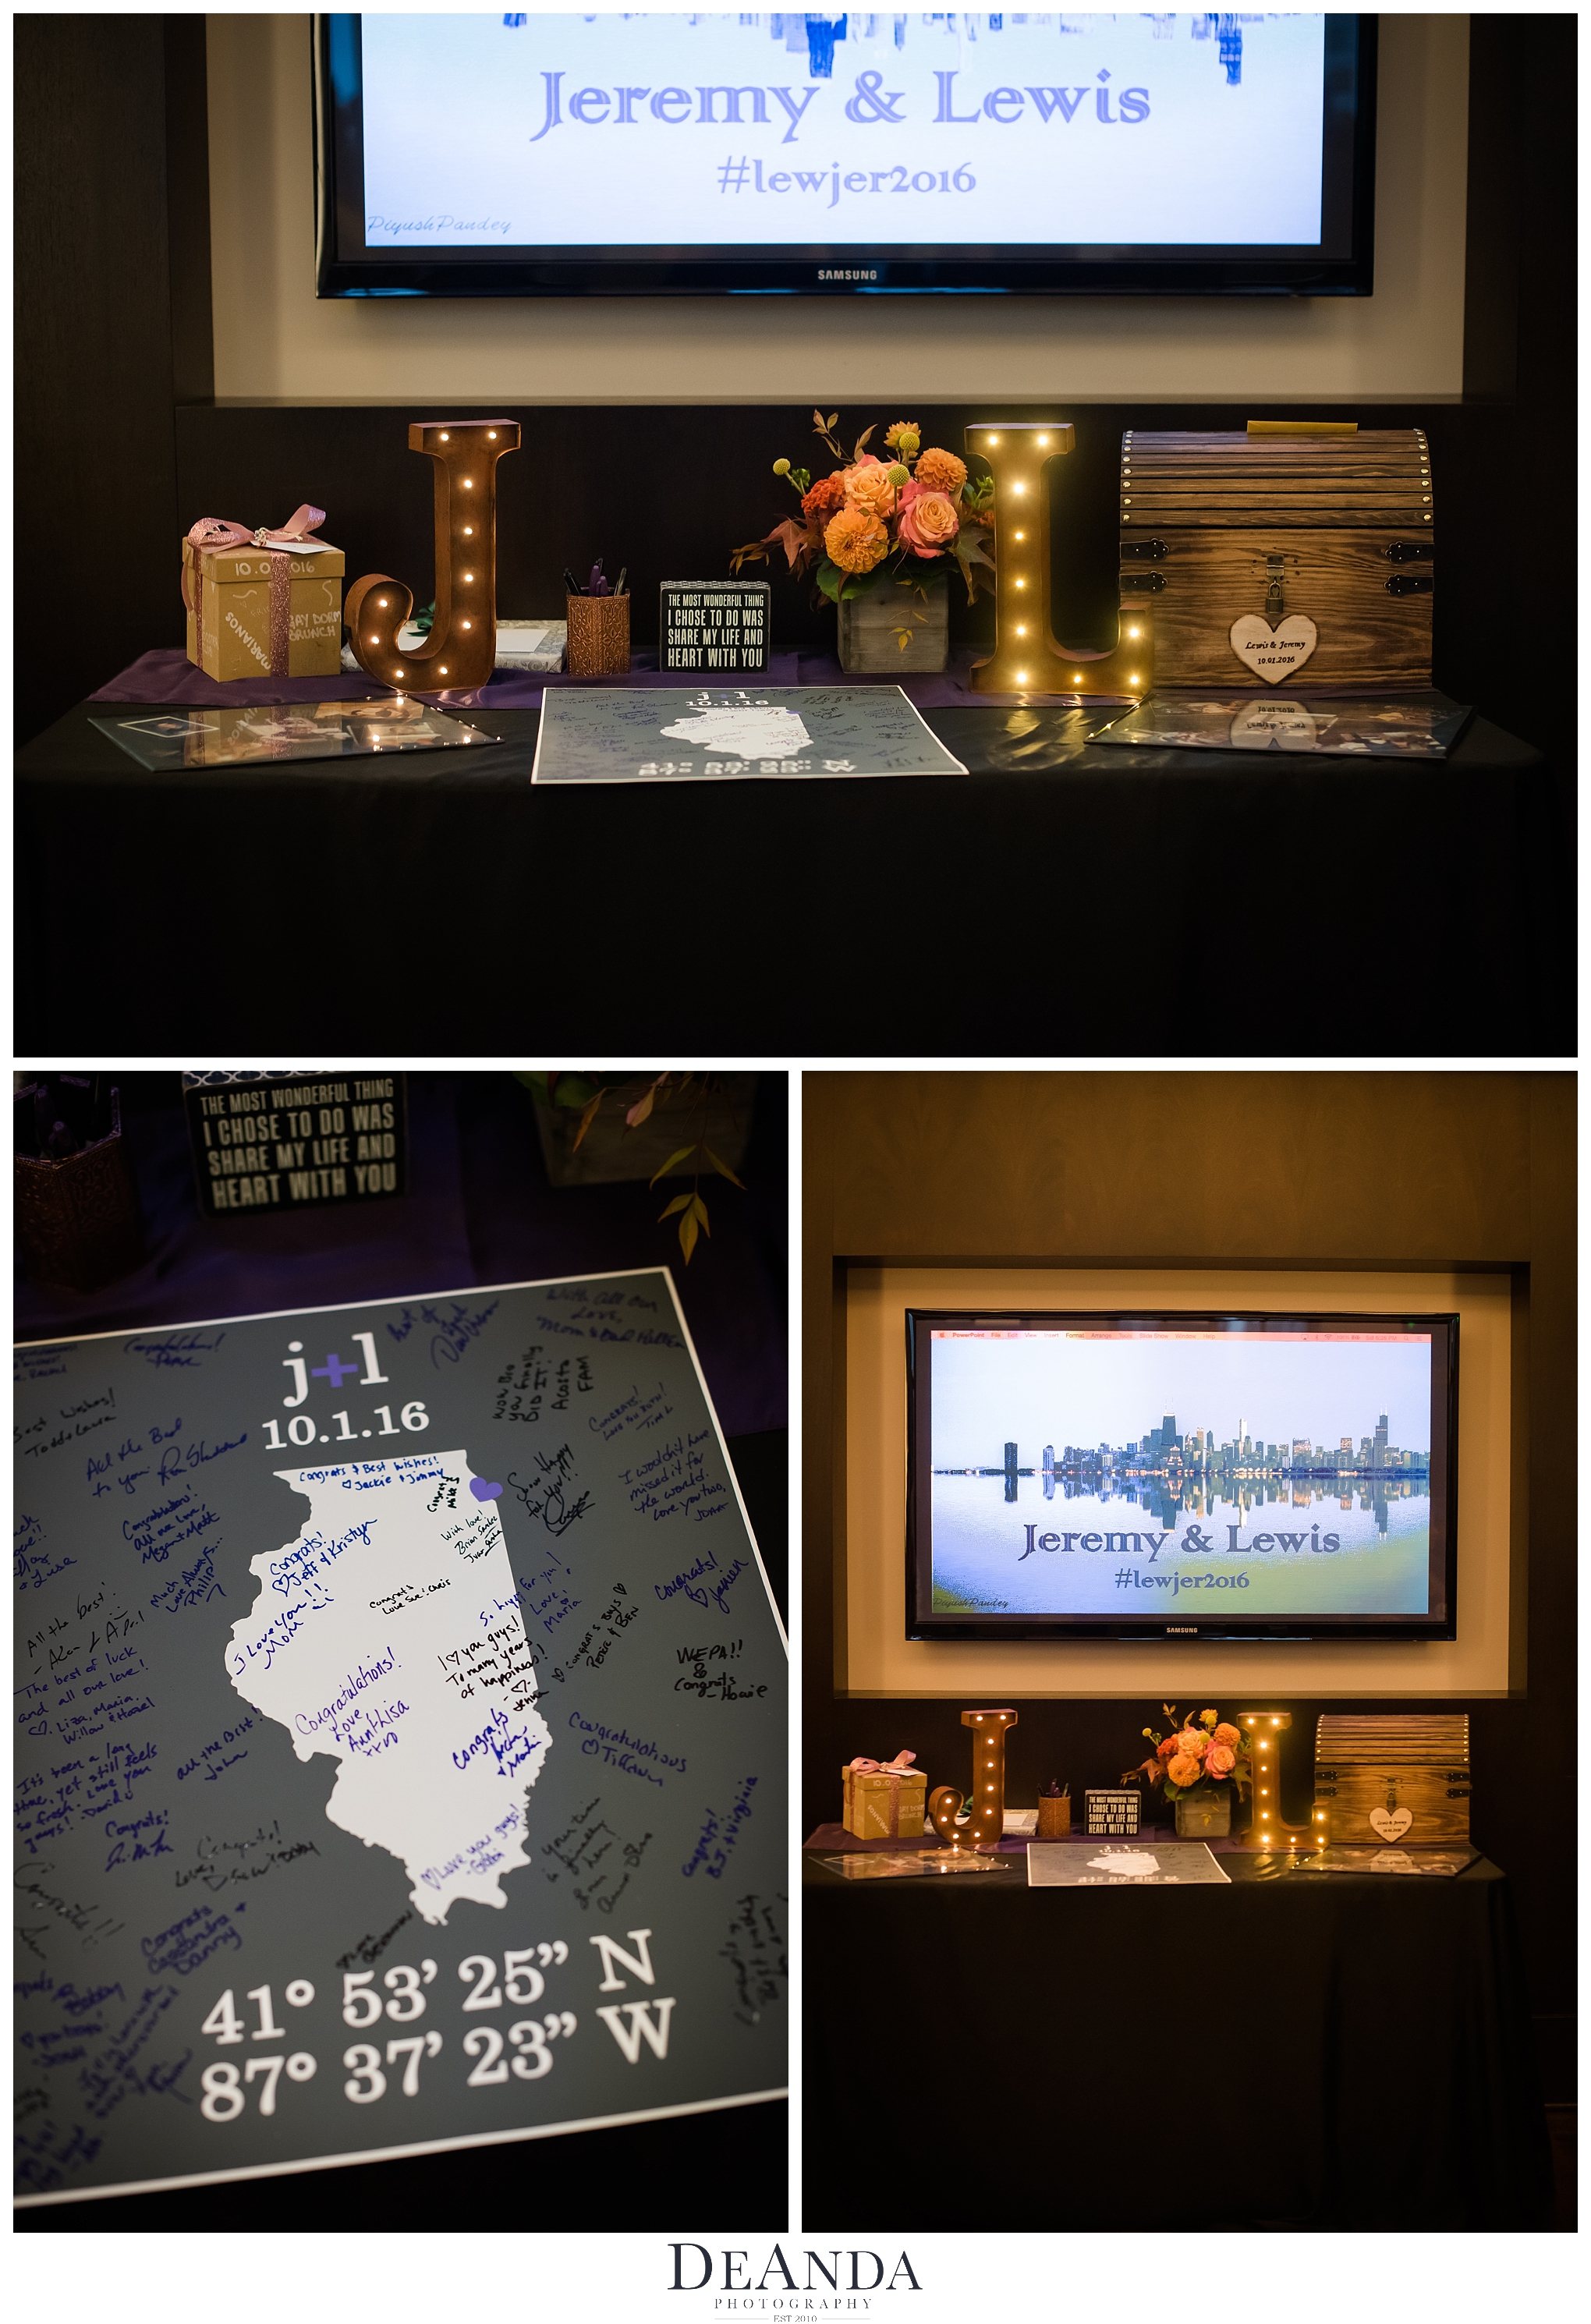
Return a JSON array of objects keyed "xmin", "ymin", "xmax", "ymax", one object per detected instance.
[
  {"xmin": 1369, "ymin": 1806, "xmax": 1413, "ymax": 1842},
  {"xmin": 1229, "ymin": 615, "xmax": 1319, "ymax": 684}
]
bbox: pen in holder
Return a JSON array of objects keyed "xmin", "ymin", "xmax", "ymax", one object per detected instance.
[{"xmin": 565, "ymin": 591, "xmax": 630, "ymax": 676}]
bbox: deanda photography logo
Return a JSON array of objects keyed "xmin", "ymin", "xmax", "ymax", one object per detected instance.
[{"xmin": 666, "ymin": 2244, "xmax": 922, "ymax": 2303}]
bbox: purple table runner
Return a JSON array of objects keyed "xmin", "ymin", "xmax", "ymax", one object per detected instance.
[{"xmin": 89, "ymin": 645, "xmax": 1118, "ymax": 715}]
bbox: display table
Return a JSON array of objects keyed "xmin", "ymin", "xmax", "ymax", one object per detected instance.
[
  {"xmin": 16, "ymin": 690, "xmax": 1572, "ymax": 1054},
  {"xmin": 803, "ymin": 1840, "xmax": 1554, "ymax": 2231}
]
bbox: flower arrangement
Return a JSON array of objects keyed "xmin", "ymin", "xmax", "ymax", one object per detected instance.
[
  {"xmin": 732, "ymin": 410, "xmax": 994, "ymax": 652},
  {"xmin": 1124, "ymin": 1705, "xmax": 1253, "ymax": 1805}
]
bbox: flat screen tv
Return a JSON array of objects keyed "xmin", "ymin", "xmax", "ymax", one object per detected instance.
[
  {"xmin": 314, "ymin": 12, "xmax": 1375, "ymax": 298},
  {"xmin": 905, "ymin": 1311, "xmax": 1458, "ymax": 1642}
]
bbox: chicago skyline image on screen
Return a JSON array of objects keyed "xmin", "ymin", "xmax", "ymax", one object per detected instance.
[{"xmin": 929, "ymin": 1327, "xmax": 1433, "ymax": 1619}]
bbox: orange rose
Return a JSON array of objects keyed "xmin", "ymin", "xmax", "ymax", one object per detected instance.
[
  {"xmin": 913, "ymin": 446, "xmax": 967, "ymax": 494},
  {"xmin": 824, "ymin": 506, "xmax": 888, "ymax": 574},
  {"xmin": 1177, "ymin": 1728, "xmax": 1207, "ymax": 1759},
  {"xmin": 897, "ymin": 483, "xmax": 960, "ymax": 558},
  {"xmin": 842, "ymin": 455, "xmax": 897, "ymax": 521},
  {"xmin": 1167, "ymin": 1754, "xmax": 1202, "ymax": 1788}
]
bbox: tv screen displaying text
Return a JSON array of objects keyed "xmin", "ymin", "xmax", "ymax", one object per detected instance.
[{"xmin": 357, "ymin": 12, "xmax": 1328, "ymax": 252}]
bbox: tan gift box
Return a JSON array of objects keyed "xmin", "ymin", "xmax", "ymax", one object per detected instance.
[
  {"xmin": 842, "ymin": 1762, "xmax": 927, "ymax": 1840},
  {"xmin": 182, "ymin": 520, "xmax": 345, "ymax": 682}
]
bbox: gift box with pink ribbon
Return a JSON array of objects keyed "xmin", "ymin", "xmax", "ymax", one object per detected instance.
[
  {"xmin": 182, "ymin": 506, "xmax": 345, "ymax": 682},
  {"xmin": 842, "ymin": 1750, "xmax": 927, "ymax": 1840}
]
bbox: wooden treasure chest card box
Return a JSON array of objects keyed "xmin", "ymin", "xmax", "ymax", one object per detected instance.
[
  {"xmin": 1120, "ymin": 425, "xmax": 1434, "ymax": 691},
  {"xmin": 1313, "ymin": 1714, "xmax": 1471, "ymax": 1848}
]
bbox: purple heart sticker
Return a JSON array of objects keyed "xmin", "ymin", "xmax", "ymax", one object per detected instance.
[{"xmin": 470, "ymin": 1478, "xmax": 504, "ymax": 1502}]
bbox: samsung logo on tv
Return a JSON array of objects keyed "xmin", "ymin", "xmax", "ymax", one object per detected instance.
[
  {"xmin": 1166, "ymin": 1625, "xmax": 1198, "ymax": 1633},
  {"xmin": 818, "ymin": 267, "xmax": 878, "ymax": 281}
]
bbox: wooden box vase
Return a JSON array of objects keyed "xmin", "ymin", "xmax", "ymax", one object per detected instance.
[
  {"xmin": 1119, "ymin": 427, "xmax": 1434, "ymax": 690},
  {"xmin": 838, "ymin": 584, "xmax": 949, "ymax": 675},
  {"xmin": 1313, "ymin": 1714, "xmax": 1471, "ymax": 1847}
]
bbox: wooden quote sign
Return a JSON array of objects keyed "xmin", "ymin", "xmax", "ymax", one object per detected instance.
[
  {"xmin": 965, "ymin": 422, "xmax": 1151, "ymax": 698},
  {"xmin": 927, "ymin": 1707, "xmax": 1018, "ymax": 1849},
  {"xmin": 347, "ymin": 420, "xmax": 520, "ymax": 691}
]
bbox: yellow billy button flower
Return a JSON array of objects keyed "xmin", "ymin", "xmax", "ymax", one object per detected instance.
[
  {"xmin": 885, "ymin": 462, "xmax": 909, "ymax": 488},
  {"xmin": 773, "ymin": 459, "xmax": 791, "ymax": 475}
]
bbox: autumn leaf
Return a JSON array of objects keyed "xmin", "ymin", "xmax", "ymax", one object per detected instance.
[
  {"xmin": 570, "ymin": 1087, "xmax": 608, "ymax": 1151},
  {"xmin": 764, "ymin": 516, "xmax": 813, "ymax": 571},
  {"xmin": 649, "ymin": 1145, "xmax": 699, "ymax": 1189},
  {"xmin": 730, "ymin": 540, "xmax": 770, "ymax": 574},
  {"xmin": 658, "ymin": 1192, "xmax": 693, "ymax": 1220},
  {"xmin": 851, "ymin": 423, "xmax": 876, "ymax": 460},
  {"xmin": 703, "ymin": 1146, "xmax": 745, "ymax": 1188}
]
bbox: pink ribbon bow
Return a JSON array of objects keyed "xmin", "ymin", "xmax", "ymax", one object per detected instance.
[{"xmin": 185, "ymin": 504, "xmax": 328, "ymax": 560}]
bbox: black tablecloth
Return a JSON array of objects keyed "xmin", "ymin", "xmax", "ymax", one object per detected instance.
[
  {"xmin": 803, "ymin": 1845, "xmax": 1554, "ymax": 2231},
  {"xmin": 16, "ymin": 701, "xmax": 1574, "ymax": 1054}
]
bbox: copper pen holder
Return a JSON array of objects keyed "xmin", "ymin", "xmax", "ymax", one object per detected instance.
[
  {"xmin": 565, "ymin": 592, "xmax": 630, "ymax": 676},
  {"xmin": 1036, "ymin": 1793, "xmax": 1072, "ymax": 1840}
]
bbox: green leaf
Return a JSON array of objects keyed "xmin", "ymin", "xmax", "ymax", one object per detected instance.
[
  {"xmin": 657, "ymin": 1192, "xmax": 693, "ymax": 1220},
  {"xmin": 687, "ymin": 1193, "xmax": 710, "ymax": 1233},
  {"xmin": 703, "ymin": 1146, "xmax": 745, "ymax": 1189},
  {"xmin": 649, "ymin": 1145, "xmax": 700, "ymax": 1189},
  {"xmin": 815, "ymin": 558, "xmax": 845, "ymax": 605},
  {"xmin": 678, "ymin": 1209, "xmax": 700, "ymax": 1265},
  {"xmin": 839, "ymin": 569, "xmax": 884, "ymax": 601}
]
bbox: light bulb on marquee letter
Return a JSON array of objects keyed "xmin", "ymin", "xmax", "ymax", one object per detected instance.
[
  {"xmin": 927, "ymin": 1708, "xmax": 1018, "ymax": 1850},
  {"xmin": 966, "ymin": 422, "xmax": 1152, "ymax": 699},
  {"xmin": 346, "ymin": 420, "xmax": 520, "ymax": 692}
]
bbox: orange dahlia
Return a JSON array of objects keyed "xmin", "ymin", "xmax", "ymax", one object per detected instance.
[
  {"xmin": 913, "ymin": 447, "xmax": 967, "ymax": 494},
  {"xmin": 824, "ymin": 506, "xmax": 888, "ymax": 573}
]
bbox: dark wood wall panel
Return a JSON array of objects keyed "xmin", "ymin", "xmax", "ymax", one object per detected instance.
[
  {"xmin": 15, "ymin": 18, "xmax": 184, "ymax": 743},
  {"xmin": 803, "ymin": 1070, "xmax": 1577, "ymax": 2099}
]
